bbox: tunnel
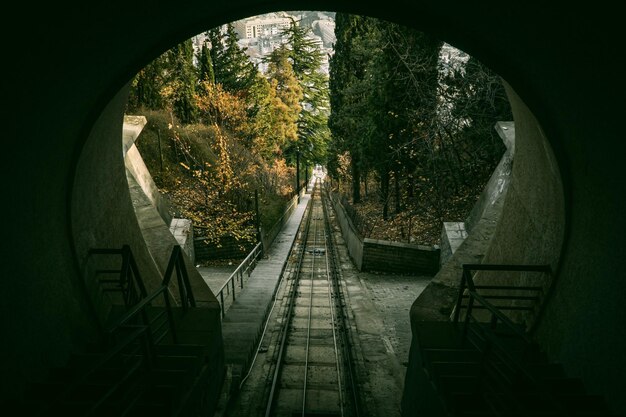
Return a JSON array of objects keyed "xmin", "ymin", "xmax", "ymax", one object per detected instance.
[{"xmin": 1, "ymin": 1, "xmax": 624, "ymax": 415}]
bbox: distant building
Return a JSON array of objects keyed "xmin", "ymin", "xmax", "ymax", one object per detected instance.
[
  {"xmin": 234, "ymin": 16, "xmax": 292, "ymax": 39},
  {"xmin": 312, "ymin": 19, "xmax": 336, "ymax": 47}
]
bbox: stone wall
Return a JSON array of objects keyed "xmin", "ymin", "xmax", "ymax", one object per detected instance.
[
  {"xmin": 194, "ymin": 235, "xmax": 256, "ymax": 261},
  {"xmin": 362, "ymin": 238, "xmax": 440, "ymax": 275},
  {"xmin": 329, "ymin": 191, "xmax": 440, "ymax": 274}
]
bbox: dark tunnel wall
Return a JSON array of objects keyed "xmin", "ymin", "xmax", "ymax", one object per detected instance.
[{"xmin": 1, "ymin": 0, "xmax": 624, "ymax": 412}]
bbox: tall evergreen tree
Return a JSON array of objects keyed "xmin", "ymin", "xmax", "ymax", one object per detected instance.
[
  {"xmin": 157, "ymin": 39, "xmax": 198, "ymax": 124},
  {"xmin": 209, "ymin": 24, "xmax": 258, "ymax": 95},
  {"xmin": 368, "ymin": 19, "xmax": 442, "ymax": 217},
  {"xmin": 329, "ymin": 13, "xmax": 380, "ymax": 203},
  {"xmin": 447, "ymin": 56, "xmax": 511, "ymax": 166},
  {"xmin": 264, "ymin": 44, "xmax": 303, "ymax": 150},
  {"xmin": 281, "ymin": 19, "xmax": 330, "ymax": 166},
  {"xmin": 197, "ymin": 40, "xmax": 215, "ymax": 84},
  {"xmin": 127, "ymin": 52, "xmax": 168, "ymax": 112}
]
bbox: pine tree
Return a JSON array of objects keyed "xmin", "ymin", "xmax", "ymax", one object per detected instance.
[
  {"xmin": 209, "ymin": 24, "xmax": 258, "ymax": 95},
  {"xmin": 281, "ymin": 19, "xmax": 330, "ymax": 166},
  {"xmin": 264, "ymin": 44, "xmax": 303, "ymax": 150}
]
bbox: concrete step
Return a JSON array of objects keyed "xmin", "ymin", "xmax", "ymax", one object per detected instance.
[{"xmin": 423, "ymin": 348, "xmax": 484, "ymax": 364}]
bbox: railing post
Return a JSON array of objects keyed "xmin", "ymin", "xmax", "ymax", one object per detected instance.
[
  {"xmin": 453, "ymin": 267, "xmax": 468, "ymax": 323},
  {"xmin": 462, "ymin": 295, "xmax": 474, "ymax": 343},
  {"xmin": 220, "ymin": 291, "xmax": 225, "ymax": 317},
  {"xmin": 163, "ymin": 292, "xmax": 177, "ymax": 344},
  {"xmin": 121, "ymin": 245, "xmax": 132, "ymax": 308},
  {"xmin": 232, "ymin": 278, "xmax": 236, "ymax": 302}
]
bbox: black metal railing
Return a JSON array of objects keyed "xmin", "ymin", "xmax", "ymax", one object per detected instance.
[
  {"xmin": 41, "ymin": 324, "xmax": 154, "ymax": 416},
  {"xmin": 39, "ymin": 245, "xmax": 200, "ymax": 415},
  {"xmin": 89, "ymin": 245, "xmax": 148, "ymax": 309},
  {"xmin": 216, "ymin": 242, "xmax": 263, "ymax": 317},
  {"xmin": 451, "ymin": 264, "xmax": 570, "ymax": 416},
  {"xmin": 453, "ymin": 264, "xmax": 552, "ymax": 329},
  {"xmin": 163, "ymin": 245, "xmax": 196, "ymax": 312},
  {"xmin": 90, "ymin": 245, "xmax": 196, "ymax": 345}
]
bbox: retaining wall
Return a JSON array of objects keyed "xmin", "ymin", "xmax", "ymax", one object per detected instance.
[
  {"xmin": 329, "ymin": 191, "xmax": 440, "ymax": 275},
  {"xmin": 194, "ymin": 235, "xmax": 256, "ymax": 261}
]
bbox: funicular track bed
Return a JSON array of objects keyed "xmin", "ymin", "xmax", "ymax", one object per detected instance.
[{"xmin": 262, "ymin": 179, "xmax": 359, "ymax": 417}]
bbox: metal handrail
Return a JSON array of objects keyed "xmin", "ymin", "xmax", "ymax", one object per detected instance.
[
  {"xmin": 42, "ymin": 324, "xmax": 154, "ymax": 415},
  {"xmin": 453, "ymin": 264, "xmax": 552, "ymax": 323},
  {"xmin": 216, "ymin": 241, "xmax": 263, "ymax": 317},
  {"xmin": 163, "ymin": 245, "xmax": 196, "ymax": 311},
  {"xmin": 455, "ymin": 265, "xmax": 571, "ymax": 416},
  {"xmin": 90, "ymin": 245, "xmax": 148, "ymax": 309},
  {"xmin": 107, "ymin": 282, "xmax": 177, "ymax": 344},
  {"xmin": 100, "ymin": 245, "xmax": 196, "ymax": 345}
]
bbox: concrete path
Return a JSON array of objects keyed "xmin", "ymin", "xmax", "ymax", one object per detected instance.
[{"xmin": 217, "ymin": 191, "xmax": 311, "ymax": 379}]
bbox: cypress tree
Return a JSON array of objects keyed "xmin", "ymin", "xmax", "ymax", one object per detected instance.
[
  {"xmin": 329, "ymin": 14, "xmax": 380, "ymax": 203},
  {"xmin": 165, "ymin": 38, "xmax": 198, "ymax": 124},
  {"xmin": 197, "ymin": 41, "xmax": 215, "ymax": 84},
  {"xmin": 265, "ymin": 44, "xmax": 303, "ymax": 153}
]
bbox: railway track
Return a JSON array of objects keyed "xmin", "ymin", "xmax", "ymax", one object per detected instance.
[{"xmin": 263, "ymin": 178, "xmax": 360, "ymax": 417}]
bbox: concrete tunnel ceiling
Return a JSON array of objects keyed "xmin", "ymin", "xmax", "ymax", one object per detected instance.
[{"xmin": 4, "ymin": 0, "xmax": 624, "ymax": 414}]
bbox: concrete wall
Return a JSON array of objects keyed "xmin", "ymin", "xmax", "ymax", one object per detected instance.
[
  {"xmin": 194, "ymin": 235, "xmax": 255, "ymax": 261},
  {"xmin": 123, "ymin": 116, "xmax": 173, "ymax": 226},
  {"xmin": 329, "ymin": 191, "xmax": 439, "ymax": 274},
  {"xmin": 170, "ymin": 218, "xmax": 195, "ymax": 262},
  {"xmin": 329, "ymin": 191, "xmax": 364, "ymax": 270},
  {"xmin": 362, "ymin": 239, "xmax": 440, "ymax": 275}
]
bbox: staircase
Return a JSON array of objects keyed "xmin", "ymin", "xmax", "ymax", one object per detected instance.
[
  {"xmin": 417, "ymin": 321, "xmax": 615, "ymax": 417},
  {"xmin": 414, "ymin": 264, "xmax": 618, "ymax": 417},
  {"xmin": 21, "ymin": 333, "xmax": 212, "ymax": 416},
  {"xmin": 8, "ymin": 245, "xmax": 223, "ymax": 417}
]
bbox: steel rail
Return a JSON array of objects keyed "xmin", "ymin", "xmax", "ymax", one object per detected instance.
[
  {"xmin": 264, "ymin": 184, "xmax": 315, "ymax": 417},
  {"xmin": 321, "ymin": 181, "xmax": 362, "ymax": 417},
  {"xmin": 265, "ymin": 179, "xmax": 355, "ymax": 417},
  {"xmin": 301, "ymin": 180, "xmax": 320, "ymax": 416},
  {"xmin": 322, "ymin": 193, "xmax": 345, "ymax": 417}
]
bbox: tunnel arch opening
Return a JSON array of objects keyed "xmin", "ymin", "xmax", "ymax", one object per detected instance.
[
  {"xmin": 67, "ymin": 4, "xmax": 566, "ymax": 415},
  {"xmin": 71, "ymin": 5, "xmax": 564, "ymax": 318}
]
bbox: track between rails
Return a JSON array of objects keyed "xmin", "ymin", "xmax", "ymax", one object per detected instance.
[{"xmin": 263, "ymin": 178, "xmax": 360, "ymax": 417}]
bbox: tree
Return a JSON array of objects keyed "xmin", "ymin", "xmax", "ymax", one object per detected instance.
[
  {"xmin": 247, "ymin": 73, "xmax": 298, "ymax": 159},
  {"xmin": 329, "ymin": 13, "xmax": 380, "ymax": 203},
  {"xmin": 445, "ymin": 56, "xmax": 511, "ymax": 167},
  {"xmin": 281, "ymin": 19, "xmax": 331, "ymax": 166},
  {"xmin": 127, "ymin": 52, "xmax": 168, "ymax": 112},
  {"xmin": 160, "ymin": 39, "xmax": 198, "ymax": 124},
  {"xmin": 264, "ymin": 44, "xmax": 303, "ymax": 149},
  {"xmin": 209, "ymin": 24, "xmax": 258, "ymax": 95},
  {"xmin": 197, "ymin": 41, "xmax": 215, "ymax": 84}
]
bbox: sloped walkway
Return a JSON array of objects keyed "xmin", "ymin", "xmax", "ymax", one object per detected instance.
[{"xmin": 218, "ymin": 191, "xmax": 311, "ymax": 380}]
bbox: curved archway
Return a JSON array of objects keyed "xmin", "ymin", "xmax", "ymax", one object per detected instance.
[{"xmin": 3, "ymin": 1, "xmax": 624, "ymax": 414}]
